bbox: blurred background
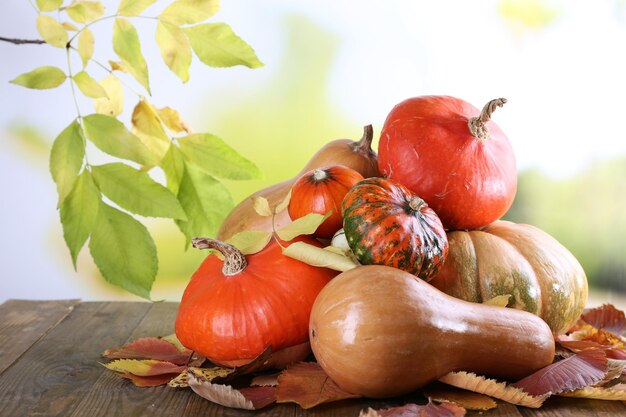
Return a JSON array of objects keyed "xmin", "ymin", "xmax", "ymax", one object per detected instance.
[{"xmin": 1, "ymin": 0, "xmax": 625, "ymax": 306}]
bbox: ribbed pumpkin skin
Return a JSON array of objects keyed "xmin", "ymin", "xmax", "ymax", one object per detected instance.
[
  {"xmin": 175, "ymin": 236, "xmax": 338, "ymax": 366},
  {"xmin": 341, "ymin": 178, "xmax": 448, "ymax": 281},
  {"xmin": 430, "ymin": 220, "xmax": 588, "ymax": 335}
]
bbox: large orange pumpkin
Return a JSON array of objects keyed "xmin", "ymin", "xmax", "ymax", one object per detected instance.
[{"xmin": 430, "ymin": 220, "xmax": 587, "ymax": 335}]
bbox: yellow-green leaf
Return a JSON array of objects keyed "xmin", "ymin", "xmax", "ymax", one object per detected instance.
[
  {"xmin": 91, "ymin": 163, "xmax": 186, "ymax": 219},
  {"xmin": 252, "ymin": 196, "xmax": 272, "ymax": 217},
  {"xmin": 113, "ymin": 18, "xmax": 150, "ymax": 93},
  {"xmin": 159, "ymin": 0, "xmax": 220, "ymax": 26},
  {"xmin": 50, "ymin": 120, "xmax": 85, "ymax": 206},
  {"xmin": 109, "ymin": 60, "xmax": 129, "ymax": 73},
  {"xmin": 37, "ymin": 0, "xmax": 63, "ymax": 12},
  {"xmin": 131, "ymin": 99, "xmax": 171, "ymax": 162},
  {"xmin": 89, "ymin": 202, "xmax": 157, "ymax": 299},
  {"xmin": 226, "ymin": 230, "xmax": 272, "ymax": 255},
  {"xmin": 62, "ymin": 22, "xmax": 80, "ymax": 31},
  {"xmin": 36, "ymin": 15, "xmax": 68, "ymax": 48},
  {"xmin": 275, "ymin": 190, "xmax": 291, "ymax": 214},
  {"xmin": 161, "ymin": 144, "xmax": 185, "ymax": 195},
  {"xmin": 283, "ymin": 242, "xmax": 359, "ymax": 272},
  {"xmin": 60, "ymin": 171, "xmax": 100, "ymax": 268},
  {"xmin": 157, "ymin": 106, "xmax": 190, "ymax": 134},
  {"xmin": 73, "ymin": 71, "xmax": 108, "ymax": 99},
  {"xmin": 83, "ymin": 113, "xmax": 158, "ymax": 166},
  {"xmin": 78, "ymin": 28, "xmax": 95, "ymax": 68},
  {"xmin": 155, "ymin": 21, "xmax": 191, "ymax": 83},
  {"xmin": 483, "ymin": 294, "xmax": 512, "ymax": 307},
  {"xmin": 94, "ymin": 75, "xmax": 124, "ymax": 117},
  {"xmin": 10, "ymin": 66, "xmax": 66, "ymax": 89},
  {"xmin": 66, "ymin": 1, "xmax": 106, "ymax": 24},
  {"xmin": 276, "ymin": 211, "xmax": 331, "ymax": 241},
  {"xmin": 117, "ymin": 0, "xmax": 157, "ymax": 16},
  {"xmin": 185, "ymin": 23, "xmax": 263, "ymax": 68}
]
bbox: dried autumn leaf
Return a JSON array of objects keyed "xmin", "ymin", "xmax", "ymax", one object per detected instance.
[
  {"xmin": 102, "ymin": 336, "xmax": 195, "ymax": 365},
  {"xmin": 157, "ymin": 106, "xmax": 191, "ymax": 134},
  {"xmin": 582, "ymin": 304, "xmax": 626, "ymax": 335},
  {"xmin": 275, "ymin": 362, "xmax": 361, "ymax": 409},
  {"xmin": 283, "ymin": 241, "xmax": 359, "ymax": 272},
  {"xmin": 120, "ymin": 372, "xmax": 180, "ymax": 387},
  {"xmin": 252, "ymin": 196, "xmax": 273, "ymax": 217},
  {"xmin": 439, "ymin": 372, "xmax": 547, "ymax": 408},
  {"xmin": 512, "ymin": 349, "xmax": 608, "ymax": 396},
  {"xmin": 226, "ymin": 230, "xmax": 272, "ymax": 255},
  {"xmin": 559, "ymin": 384, "xmax": 626, "ymax": 400},
  {"xmin": 360, "ymin": 401, "xmax": 466, "ymax": 417},
  {"xmin": 423, "ymin": 383, "xmax": 497, "ymax": 411},
  {"xmin": 274, "ymin": 189, "xmax": 291, "ymax": 214},
  {"xmin": 251, "ymin": 373, "xmax": 279, "ymax": 387},
  {"xmin": 276, "ymin": 211, "xmax": 331, "ymax": 241},
  {"xmin": 103, "ymin": 359, "xmax": 186, "ymax": 376},
  {"xmin": 187, "ymin": 371, "xmax": 276, "ymax": 410},
  {"xmin": 482, "ymin": 294, "xmax": 511, "ymax": 307},
  {"xmin": 597, "ymin": 358, "xmax": 626, "ymax": 386},
  {"xmin": 570, "ymin": 323, "xmax": 625, "ymax": 349}
]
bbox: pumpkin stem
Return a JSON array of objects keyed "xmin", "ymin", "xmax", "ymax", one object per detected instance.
[
  {"xmin": 467, "ymin": 98, "xmax": 507, "ymax": 141},
  {"xmin": 351, "ymin": 124, "xmax": 375, "ymax": 153},
  {"xmin": 408, "ymin": 196, "xmax": 425, "ymax": 211},
  {"xmin": 191, "ymin": 237, "xmax": 247, "ymax": 276},
  {"xmin": 312, "ymin": 169, "xmax": 328, "ymax": 181}
]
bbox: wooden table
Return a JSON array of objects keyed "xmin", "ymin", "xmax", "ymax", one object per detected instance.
[{"xmin": 1, "ymin": 299, "xmax": 625, "ymax": 417}]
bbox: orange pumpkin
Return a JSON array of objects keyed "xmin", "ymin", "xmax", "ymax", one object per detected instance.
[{"xmin": 430, "ymin": 220, "xmax": 588, "ymax": 334}]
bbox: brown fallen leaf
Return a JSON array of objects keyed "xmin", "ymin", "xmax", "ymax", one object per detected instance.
[
  {"xmin": 120, "ymin": 372, "xmax": 181, "ymax": 387},
  {"xmin": 559, "ymin": 384, "xmax": 626, "ymax": 400},
  {"xmin": 582, "ymin": 304, "xmax": 626, "ymax": 335},
  {"xmin": 512, "ymin": 349, "xmax": 608, "ymax": 396},
  {"xmin": 569, "ymin": 323, "xmax": 625, "ymax": 349},
  {"xmin": 103, "ymin": 359, "xmax": 186, "ymax": 376},
  {"xmin": 102, "ymin": 336, "xmax": 199, "ymax": 365},
  {"xmin": 439, "ymin": 371, "xmax": 547, "ymax": 408},
  {"xmin": 187, "ymin": 369, "xmax": 276, "ymax": 410},
  {"xmin": 360, "ymin": 401, "xmax": 466, "ymax": 417},
  {"xmin": 275, "ymin": 362, "xmax": 361, "ymax": 409},
  {"xmin": 423, "ymin": 383, "xmax": 497, "ymax": 411},
  {"xmin": 251, "ymin": 373, "xmax": 279, "ymax": 387}
]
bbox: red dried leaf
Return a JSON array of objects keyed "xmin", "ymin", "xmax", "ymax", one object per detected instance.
[
  {"xmin": 557, "ymin": 336, "xmax": 626, "ymax": 362},
  {"xmin": 187, "ymin": 371, "xmax": 276, "ymax": 410},
  {"xmin": 275, "ymin": 362, "xmax": 361, "ymax": 409},
  {"xmin": 607, "ymin": 349, "xmax": 626, "ymax": 360},
  {"xmin": 102, "ymin": 337, "xmax": 195, "ymax": 365},
  {"xmin": 512, "ymin": 349, "xmax": 608, "ymax": 396},
  {"xmin": 120, "ymin": 372, "xmax": 180, "ymax": 387},
  {"xmin": 582, "ymin": 304, "xmax": 626, "ymax": 335},
  {"xmin": 570, "ymin": 323, "xmax": 625, "ymax": 349},
  {"xmin": 360, "ymin": 401, "xmax": 466, "ymax": 417}
]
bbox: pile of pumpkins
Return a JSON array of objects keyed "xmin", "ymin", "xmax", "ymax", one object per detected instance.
[{"xmin": 174, "ymin": 95, "xmax": 588, "ymax": 398}]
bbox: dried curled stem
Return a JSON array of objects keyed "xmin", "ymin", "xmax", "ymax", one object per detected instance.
[
  {"xmin": 467, "ymin": 98, "xmax": 507, "ymax": 141},
  {"xmin": 191, "ymin": 237, "xmax": 247, "ymax": 276}
]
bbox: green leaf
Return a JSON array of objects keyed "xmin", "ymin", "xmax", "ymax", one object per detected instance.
[
  {"xmin": 60, "ymin": 171, "xmax": 100, "ymax": 268},
  {"xmin": 226, "ymin": 230, "xmax": 272, "ymax": 255},
  {"xmin": 36, "ymin": 15, "xmax": 68, "ymax": 48},
  {"xmin": 131, "ymin": 100, "xmax": 171, "ymax": 162},
  {"xmin": 36, "ymin": 0, "xmax": 63, "ymax": 12},
  {"xmin": 91, "ymin": 163, "xmax": 186, "ymax": 219},
  {"xmin": 78, "ymin": 28, "xmax": 95, "ymax": 68},
  {"xmin": 113, "ymin": 18, "xmax": 150, "ymax": 94},
  {"xmin": 178, "ymin": 133, "xmax": 260, "ymax": 180},
  {"xmin": 50, "ymin": 120, "xmax": 85, "ymax": 206},
  {"xmin": 89, "ymin": 202, "xmax": 157, "ymax": 299},
  {"xmin": 66, "ymin": 1, "xmax": 106, "ymax": 24},
  {"xmin": 159, "ymin": 0, "xmax": 220, "ymax": 26},
  {"xmin": 83, "ymin": 114, "xmax": 158, "ymax": 166},
  {"xmin": 117, "ymin": 0, "xmax": 157, "ymax": 16},
  {"xmin": 185, "ymin": 23, "xmax": 263, "ymax": 69},
  {"xmin": 161, "ymin": 144, "xmax": 185, "ymax": 195},
  {"xmin": 175, "ymin": 162, "xmax": 233, "ymax": 243},
  {"xmin": 94, "ymin": 75, "xmax": 124, "ymax": 117},
  {"xmin": 276, "ymin": 212, "xmax": 332, "ymax": 241},
  {"xmin": 155, "ymin": 21, "xmax": 191, "ymax": 83},
  {"xmin": 10, "ymin": 66, "xmax": 66, "ymax": 89},
  {"xmin": 157, "ymin": 106, "xmax": 189, "ymax": 134},
  {"xmin": 73, "ymin": 71, "xmax": 108, "ymax": 99},
  {"xmin": 62, "ymin": 22, "xmax": 80, "ymax": 31}
]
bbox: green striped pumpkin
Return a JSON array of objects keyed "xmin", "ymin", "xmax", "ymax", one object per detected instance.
[{"xmin": 341, "ymin": 178, "xmax": 448, "ymax": 281}]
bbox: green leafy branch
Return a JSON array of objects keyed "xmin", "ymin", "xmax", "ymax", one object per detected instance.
[{"xmin": 6, "ymin": 0, "xmax": 263, "ymax": 299}]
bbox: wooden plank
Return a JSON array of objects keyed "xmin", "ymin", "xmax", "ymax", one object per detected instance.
[
  {"xmin": 517, "ymin": 396, "xmax": 626, "ymax": 416},
  {"xmin": 0, "ymin": 301, "xmax": 152, "ymax": 417},
  {"xmin": 0, "ymin": 299, "xmax": 79, "ymax": 374}
]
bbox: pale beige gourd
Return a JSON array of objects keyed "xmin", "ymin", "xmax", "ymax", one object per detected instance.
[
  {"xmin": 309, "ymin": 265, "xmax": 555, "ymax": 398},
  {"xmin": 217, "ymin": 126, "xmax": 379, "ymax": 241}
]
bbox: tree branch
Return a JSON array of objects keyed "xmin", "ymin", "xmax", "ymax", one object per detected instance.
[{"xmin": 0, "ymin": 36, "xmax": 46, "ymax": 45}]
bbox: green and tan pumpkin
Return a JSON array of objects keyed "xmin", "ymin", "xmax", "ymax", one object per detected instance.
[
  {"xmin": 341, "ymin": 177, "xmax": 448, "ymax": 281},
  {"xmin": 430, "ymin": 220, "xmax": 588, "ymax": 335}
]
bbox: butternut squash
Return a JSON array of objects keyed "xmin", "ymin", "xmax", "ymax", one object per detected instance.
[
  {"xmin": 217, "ymin": 126, "xmax": 379, "ymax": 240},
  {"xmin": 309, "ymin": 265, "xmax": 555, "ymax": 398}
]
